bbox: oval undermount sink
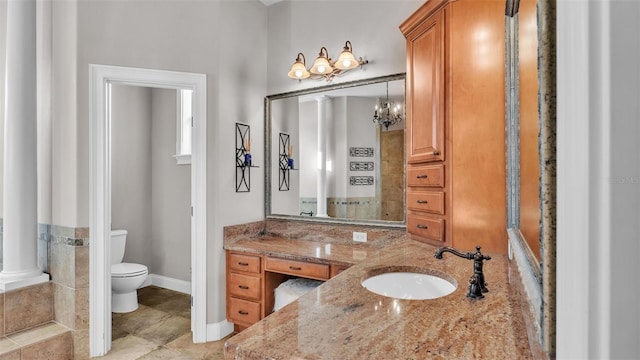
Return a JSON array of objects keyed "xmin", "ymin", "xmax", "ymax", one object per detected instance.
[{"xmin": 361, "ymin": 267, "xmax": 457, "ymax": 300}]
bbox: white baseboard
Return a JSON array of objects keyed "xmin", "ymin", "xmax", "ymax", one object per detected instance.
[
  {"xmin": 207, "ymin": 320, "xmax": 234, "ymax": 341},
  {"xmin": 142, "ymin": 274, "xmax": 191, "ymax": 295}
]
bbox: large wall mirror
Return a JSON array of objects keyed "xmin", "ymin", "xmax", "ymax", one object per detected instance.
[
  {"xmin": 506, "ymin": 0, "xmax": 555, "ymax": 355},
  {"xmin": 265, "ymin": 74, "xmax": 406, "ymax": 227}
]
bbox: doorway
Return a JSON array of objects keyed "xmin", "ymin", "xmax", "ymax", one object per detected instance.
[{"xmin": 89, "ymin": 65, "xmax": 207, "ymax": 357}]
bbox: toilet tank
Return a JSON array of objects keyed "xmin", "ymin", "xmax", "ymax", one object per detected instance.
[{"xmin": 111, "ymin": 229, "xmax": 127, "ymax": 264}]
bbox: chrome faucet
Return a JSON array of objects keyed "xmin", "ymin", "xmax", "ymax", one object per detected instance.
[{"xmin": 434, "ymin": 246, "xmax": 491, "ymax": 299}]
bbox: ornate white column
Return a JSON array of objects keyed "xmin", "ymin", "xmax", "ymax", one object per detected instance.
[
  {"xmin": 0, "ymin": 0, "xmax": 48, "ymax": 290},
  {"xmin": 315, "ymin": 96, "xmax": 328, "ymax": 217}
]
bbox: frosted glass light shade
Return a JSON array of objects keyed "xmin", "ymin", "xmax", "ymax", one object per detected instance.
[
  {"xmin": 288, "ymin": 61, "xmax": 310, "ymax": 79},
  {"xmin": 310, "ymin": 56, "xmax": 332, "ymax": 75},
  {"xmin": 335, "ymin": 50, "xmax": 358, "ymax": 70}
]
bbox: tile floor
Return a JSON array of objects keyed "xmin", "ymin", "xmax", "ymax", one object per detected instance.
[{"xmin": 95, "ymin": 286, "xmax": 231, "ymax": 360}]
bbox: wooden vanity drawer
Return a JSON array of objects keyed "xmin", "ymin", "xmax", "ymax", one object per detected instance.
[
  {"xmin": 228, "ymin": 253, "xmax": 261, "ymax": 274},
  {"xmin": 228, "ymin": 297, "xmax": 261, "ymax": 326},
  {"xmin": 407, "ymin": 214, "xmax": 445, "ymax": 242},
  {"xmin": 407, "ymin": 190, "xmax": 445, "ymax": 215},
  {"xmin": 407, "ymin": 164, "xmax": 445, "ymax": 187},
  {"xmin": 228, "ymin": 272, "xmax": 261, "ymax": 301},
  {"xmin": 265, "ymin": 257, "xmax": 330, "ymax": 280}
]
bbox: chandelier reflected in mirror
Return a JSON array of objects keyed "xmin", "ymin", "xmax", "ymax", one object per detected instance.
[
  {"xmin": 373, "ymin": 81, "xmax": 403, "ymax": 130},
  {"xmin": 287, "ymin": 41, "xmax": 368, "ymax": 82}
]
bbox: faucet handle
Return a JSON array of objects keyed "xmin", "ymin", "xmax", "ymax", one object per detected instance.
[{"xmin": 474, "ymin": 246, "xmax": 491, "ymax": 261}]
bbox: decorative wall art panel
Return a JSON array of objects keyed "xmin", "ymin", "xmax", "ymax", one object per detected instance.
[
  {"xmin": 350, "ymin": 176, "xmax": 374, "ymax": 186},
  {"xmin": 349, "ymin": 147, "xmax": 374, "ymax": 157},
  {"xmin": 235, "ymin": 123, "xmax": 251, "ymax": 192},
  {"xmin": 350, "ymin": 161, "xmax": 374, "ymax": 171},
  {"xmin": 279, "ymin": 133, "xmax": 291, "ymax": 191}
]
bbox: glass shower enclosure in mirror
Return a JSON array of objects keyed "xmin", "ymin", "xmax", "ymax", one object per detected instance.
[{"xmin": 265, "ymin": 74, "xmax": 406, "ymax": 227}]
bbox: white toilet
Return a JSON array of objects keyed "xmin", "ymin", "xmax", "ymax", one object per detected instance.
[{"xmin": 111, "ymin": 229, "xmax": 148, "ymax": 313}]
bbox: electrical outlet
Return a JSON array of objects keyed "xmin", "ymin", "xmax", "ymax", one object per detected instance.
[
  {"xmin": 353, "ymin": 231, "xmax": 367, "ymax": 242},
  {"xmin": 353, "ymin": 250, "xmax": 367, "ymax": 260}
]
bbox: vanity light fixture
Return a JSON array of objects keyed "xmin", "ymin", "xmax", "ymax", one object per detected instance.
[
  {"xmin": 373, "ymin": 81, "xmax": 403, "ymax": 130},
  {"xmin": 288, "ymin": 41, "xmax": 368, "ymax": 82},
  {"xmin": 287, "ymin": 53, "xmax": 310, "ymax": 79}
]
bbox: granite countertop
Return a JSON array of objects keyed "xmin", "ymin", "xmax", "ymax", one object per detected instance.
[
  {"xmin": 223, "ymin": 237, "xmax": 532, "ymax": 359},
  {"xmin": 224, "ymin": 235, "xmax": 389, "ymax": 267}
]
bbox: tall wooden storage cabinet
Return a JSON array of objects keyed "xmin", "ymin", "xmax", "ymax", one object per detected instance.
[{"xmin": 401, "ymin": 0, "xmax": 507, "ymax": 254}]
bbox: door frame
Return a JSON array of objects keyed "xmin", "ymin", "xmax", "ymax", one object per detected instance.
[{"xmin": 89, "ymin": 64, "xmax": 207, "ymax": 356}]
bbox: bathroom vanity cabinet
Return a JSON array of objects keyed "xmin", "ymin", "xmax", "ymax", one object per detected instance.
[
  {"xmin": 404, "ymin": 8, "xmax": 445, "ymax": 166},
  {"xmin": 226, "ymin": 252, "xmax": 263, "ymax": 328},
  {"xmin": 401, "ymin": 0, "xmax": 507, "ymax": 253},
  {"xmin": 226, "ymin": 250, "xmax": 350, "ymax": 331},
  {"xmin": 224, "ymin": 238, "xmax": 533, "ymax": 359}
]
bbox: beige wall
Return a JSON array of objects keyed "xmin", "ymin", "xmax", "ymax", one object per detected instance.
[
  {"xmin": 111, "ymin": 85, "xmax": 153, "ymax": 267},
  {"xmin": 0, "ymin": 1, "xmax": 5, "ymax": 219},
  {"xmin": 270, "ymin": 96, "xmax": 300, "ymax": 215},
  {"xmin": 37, "ymin": 0, "xmax": 53, "ymax": 224},
  {"xmin": 51, "ymin": 0, "xmax": 79, "ymax": 227},
  {"xmin": 150, "ymin": 88, "xmax": 190, "ymax": 282},
  {"xmin": 345, "ymin": 96, "xmax": 378, "ymax": 198}
]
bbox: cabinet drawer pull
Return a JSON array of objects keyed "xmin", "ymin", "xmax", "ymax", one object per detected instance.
[
  {"xmin": 416, "ymin": 199, "xmax": 428, "ymax": 204},
  {"xmin": 237, "ymin": 262, "xmax": 249, "ymax": 266},
  {"xmin": 433, "ymin": 150, "xmax": 440, "ymax": 156},
  {"xmin": 289, "ymin": 266, "xmax": 302, "ymax": 271},
  {"xmin": 238, "ymin": 310, "xmax": 249, "ymax": 315},
  {"xmin": 416, "ymin": 224, "xmax": 428, "ymax": 229},
  {"xmin": 238, "ymin": 285, "xmax": 249, "ymax": 290},
  {"xmin": 416, "ymin": 174, "xmax": 428, "ymax": 179}
]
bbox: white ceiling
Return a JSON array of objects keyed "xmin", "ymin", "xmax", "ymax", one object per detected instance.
[{"xmin": 259, "ymin": 0, "xmax": 283, "ymax": 6}]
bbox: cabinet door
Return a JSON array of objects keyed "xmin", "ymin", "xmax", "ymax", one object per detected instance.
[{"xmin": 406, "ymin": 9, "xmax": 445, "ymax": 164}]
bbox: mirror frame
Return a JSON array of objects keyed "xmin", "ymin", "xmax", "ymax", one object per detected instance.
[
  {"xmin": 505, "ymin": 0, "xmax": 556, "ymax": 354},
  {"xmin": 264, "ymin": 73, "xmax": 407, "ymax": 228}
]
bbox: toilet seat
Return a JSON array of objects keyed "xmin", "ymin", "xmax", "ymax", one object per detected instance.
[{"xmin": 112, "ymin": 263, "xmax": 148, "ymax": 278}]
